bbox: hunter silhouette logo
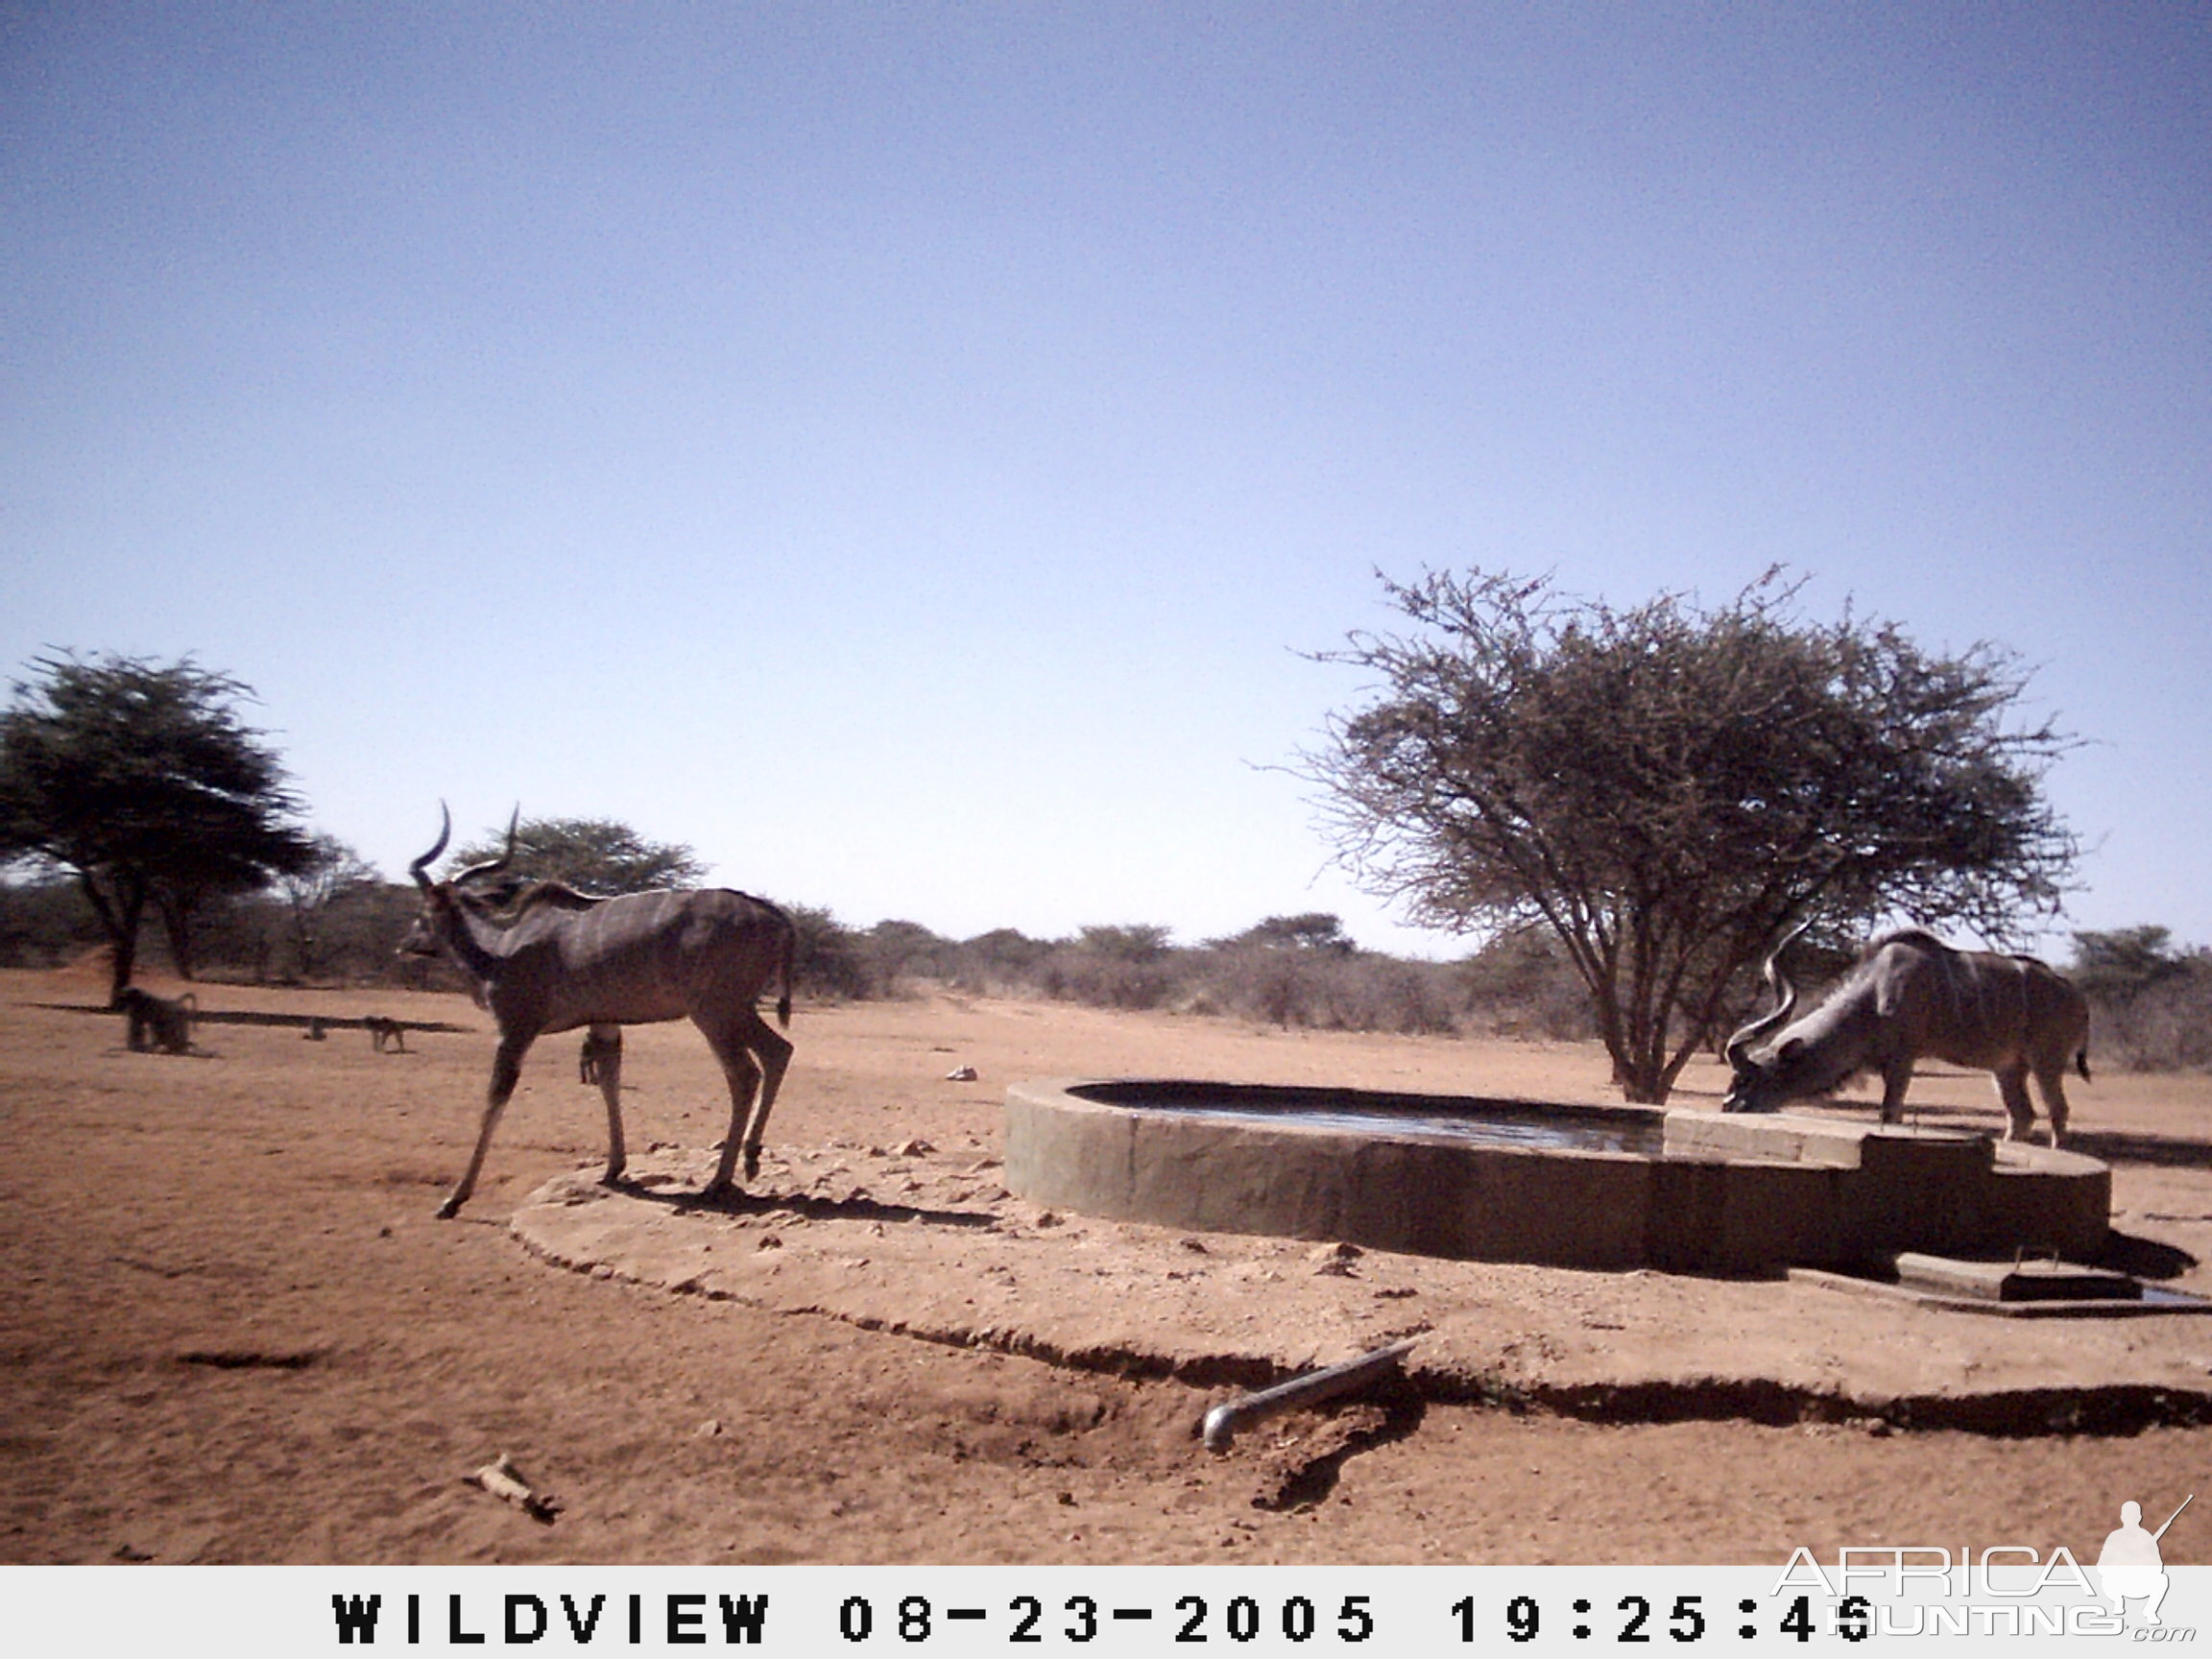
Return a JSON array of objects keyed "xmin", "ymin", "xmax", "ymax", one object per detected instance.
[
  {"xmin": 2098, "ymin": 1493, "xmax": 2191, "ymax": 1627},
  {"xmin": 1776, "ymin": 1489, "xmax": 2200, "ymax": 1638}
]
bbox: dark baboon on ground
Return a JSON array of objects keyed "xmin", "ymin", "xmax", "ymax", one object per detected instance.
[
  {"xmin": 578, "ymin": 1026, "xmax": 621, "ymax": 1086},
  {"xmin": 365, "ymin": 1016, "xmax": 408, "ymax": 1053},
  {"xmin": 118, "ymin": 987, "xmax": 197, "ymax": 1055}
]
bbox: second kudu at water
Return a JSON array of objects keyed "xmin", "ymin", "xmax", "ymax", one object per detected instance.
[
  {"xmin": 1722, "ymin": 926, "xmax": 2091, "ymax": 1146},
  {"xmin": 403, "ymin": 807, "xmax": 797, "ymax": 1218}
]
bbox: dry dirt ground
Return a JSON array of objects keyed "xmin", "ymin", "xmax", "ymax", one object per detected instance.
[{"xmin": 6, "ymin": 962, "xmax": 2212, "ymax": 1567}]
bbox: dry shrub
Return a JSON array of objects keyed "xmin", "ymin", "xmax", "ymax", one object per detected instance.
[
  {"xmin": 2070, "ymin": 928, "xmax": 2212, "ymax": 1073},
  {"xmin": 785, "ymin": 904, "xmax": 876, "ymax": 1000},
  {"xmin": 1196, "ymin": 946, "xmax": 1461, "ymax": 1035},
  {"xmin": 2086, "ymin": 969, "xmax": 2212, "ymax": 1072},
  {"xmin": 1454, "ymin": 929, "xmax": 1599, "ymax": 1042},
  {"xmin": 1040, "ymin": 926, "xmax": 1181, "ymax": 1011}
]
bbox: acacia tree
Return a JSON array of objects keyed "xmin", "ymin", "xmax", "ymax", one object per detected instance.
[
  {"xmin": 0, "ymin": 654, "xmax": 316, "ymax": 1003},
  {"xmin": 1306, "ymin": 569, "xmax": 2080, "ymax": 1102},
  {"xmin": 273, "ymin": 833, "xmax": 384, "ymax": 981},
  {"xmin": 445, "ymin": 815, "xmax": 708, "ymax": 895}
]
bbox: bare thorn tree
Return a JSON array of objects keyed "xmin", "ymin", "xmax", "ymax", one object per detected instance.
[{"xmin": 1303, "ymin": 568, "xmax": 2080, "ymax": 1102}]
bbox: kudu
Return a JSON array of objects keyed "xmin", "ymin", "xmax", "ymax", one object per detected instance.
[
  {"xmin": 1723, "ymin": 926, "xmax": 2091, "ymax": 1146},
  {"xmin": 404, "ymin": 807, "xmax": 796, "ymax": 1218}
]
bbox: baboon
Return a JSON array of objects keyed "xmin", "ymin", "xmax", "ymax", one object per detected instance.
[
  {"xmin": 118, "ymin": 986, "xmax": 198, "ymax": 1055},
  {"xmin": 579, "ymin": 1026, "xmax": 621, "ymax": 1086},
  {"xmin": 365, "ymin": 1016, "xmax": 409, "ymax": 1053}
]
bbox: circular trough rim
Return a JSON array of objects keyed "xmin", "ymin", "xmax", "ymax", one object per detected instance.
[
  {"xmin": 1003, "ymin": 1076, "xmax": 2111, "ymax": 1275},
  {"xmin": 1061, "ymin": 1077, "xmax": 1671, "ymax": 1155}
]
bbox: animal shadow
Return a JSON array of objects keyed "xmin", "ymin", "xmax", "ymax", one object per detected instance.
[
  {"xmin": 2061, "ymin": 1128, "xmax": 2212, "ymax": 1172},
  {"xmin": 642, "ymin": 1182, "xmax": 1003, "ymax": 1233}
]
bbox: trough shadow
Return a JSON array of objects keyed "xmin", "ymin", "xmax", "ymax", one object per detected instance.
[
  {"xmin": 2062, "ymin": 1128, "xmax": 2212, "ymax": 1172},
  {"xmin": 2095, "ymin": 1230, "xmax": 2200, "ymax": 1282}
]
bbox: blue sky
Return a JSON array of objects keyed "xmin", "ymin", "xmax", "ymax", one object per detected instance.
[{"xmin": 3, "ymin": 4, "xmax": 2207, "ymax": 956}]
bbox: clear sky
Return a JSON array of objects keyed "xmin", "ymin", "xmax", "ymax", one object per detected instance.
[{"xmin": 3, "ymin": 4, "xmax": 2206, "ymax": 957}]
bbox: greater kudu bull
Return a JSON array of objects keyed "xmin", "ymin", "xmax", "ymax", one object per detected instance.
[
  {"xmin": 405, "ymin": 808, "xmax": 796, "ymax": 1217},
  {"xmin": 1722, "ymin": 926, "xmax": 2090, "ymax": 1145}
]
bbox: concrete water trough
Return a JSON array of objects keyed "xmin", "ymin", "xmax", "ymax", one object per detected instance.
[{"xmin": 1004, "ymin": 1078, "xmax": 2111, "ymax": 1275}]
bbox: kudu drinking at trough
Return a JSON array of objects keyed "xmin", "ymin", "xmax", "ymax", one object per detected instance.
[
  {"xmin": 1722, "ymin": 926, "xmax": 2091, "ymax": 1146},
  {"xmin": 403, "ymin": 807, "xmax": 797, "ymax": 1218}
]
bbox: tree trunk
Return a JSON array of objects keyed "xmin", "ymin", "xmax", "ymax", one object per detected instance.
[
  {"xmin": 154, "ymin": 888, "xmax": 199, "ymax": 982},
  {"xmin": 78, "ymin": 869, "xmax": 146, "ymax": 1008}
]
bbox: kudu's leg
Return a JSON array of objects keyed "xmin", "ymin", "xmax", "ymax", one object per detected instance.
[
  {"xmin": 697, "ymin": 1010, "xmax": 793, "ymax": 1196},
  {"xmin": 1878, "ymin": 1057, "xmax": 1915, "ymax": 1126},
  {"xmin": 2029, "ymin": 1061, "xmax": 2070, "ymax": 1147},
  {"xmin": 733, "ymin": 1010, "xmax": 793, "ymax": 1182},
  {"xmin": 1993, "ymin": 1065, "xmax": 2037, "ymax": 1142},
  {"xmin": 701, "ymin": 1042, "xmax": 763, "ymax": 1199},
  {"xmin": 587, "ymin": 1023, "xmax": 627, "ymax": 1186},
  {"xmin": 439, "ymin": 1032, "xmax": 533, "ymax": 1219}
]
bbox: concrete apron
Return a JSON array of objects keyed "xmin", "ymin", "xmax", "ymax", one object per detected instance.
[{"xmin": 511, "ymin": 1139, "xmax": 2212, "ymax": 1435}]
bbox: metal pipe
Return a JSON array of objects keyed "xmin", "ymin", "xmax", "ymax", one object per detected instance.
[{"xmin": 1201, "ymin": 1337, "xmax": 1419, "ymax": 1453}]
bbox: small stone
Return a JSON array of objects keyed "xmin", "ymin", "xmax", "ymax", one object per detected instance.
[{"xmin": 757, "ymin": 1234, "xmax": 782, "ymax": 1251}]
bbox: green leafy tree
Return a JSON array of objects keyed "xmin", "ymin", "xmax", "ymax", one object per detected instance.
[
  {"xmin": 1305, "ymin": 569, "xmax": 2080, "ymax": 1102},
  {"xmin": 446, "ymin": 815, "xmax": 709, "ymax": 895},
  {"xmin": 0, "ymin": 653, "xmax": 316, "ymax": 1002}
]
